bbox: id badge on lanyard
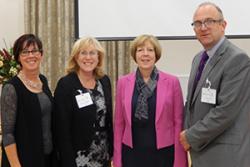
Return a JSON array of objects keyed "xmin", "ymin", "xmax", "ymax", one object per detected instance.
[
  {"xmin": 75, "ymin": 89, "xmax": 93, "ymax": 108},
  {"xmin": 201, "ymin": 78, "xmax": 216, "ymax": 104}
]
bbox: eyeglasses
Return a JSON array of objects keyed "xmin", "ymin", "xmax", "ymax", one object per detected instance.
[
  {"xmin": 191, "ymin": 18, "xmax": 223, "ymax": 29},
  {"xmin": 79, "ymin": 50, "xmax": 98, "ymax": 57},
  {"xmin": 20, "ymin": 49, "xmax": 42, "ymax": 56}
]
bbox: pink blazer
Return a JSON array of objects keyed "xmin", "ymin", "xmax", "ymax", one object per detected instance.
[{"xmin": 113, "ymin": 71, "xmax": 187, "ymax": 167}]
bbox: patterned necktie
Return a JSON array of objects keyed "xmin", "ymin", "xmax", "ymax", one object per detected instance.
[{"xmin": 192, "ymin": 51, "xmax": 209, "ymax": 95}]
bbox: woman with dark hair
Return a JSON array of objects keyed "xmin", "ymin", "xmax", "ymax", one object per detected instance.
[{"xmin": 1, "ymin": 34, "xmax": 56, "ymax": 167}]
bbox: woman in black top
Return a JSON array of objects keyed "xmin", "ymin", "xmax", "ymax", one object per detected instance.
[
  {"xmin": 54, "ymin": 37, "xmax": 113, "ymax": 167},
  {"xmin": 1, "ymin": 34, "xmax": 57, "ymax": 167}
]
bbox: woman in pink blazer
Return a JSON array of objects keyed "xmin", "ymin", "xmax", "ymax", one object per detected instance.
[{"xmin": 113, "ymin": 34, "xmax": 187, "ymax": 167}]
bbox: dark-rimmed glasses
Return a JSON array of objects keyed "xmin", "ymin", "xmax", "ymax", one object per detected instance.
[
  {"xmin": 191, "ymin": 18, "xmax": 223, "ymax": 29},
  {"xmin": 20, "ymin": 49, "xmax": 42, "ymax": 56}
]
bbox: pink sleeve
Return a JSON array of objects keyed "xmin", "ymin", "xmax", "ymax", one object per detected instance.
[
  {"xmin": 113, "ymin": 79, "xmax": 125, "ymax": 167},
  {"xmin": 173, "ymin": 78, "xmax": 188, "ymax": 167}
]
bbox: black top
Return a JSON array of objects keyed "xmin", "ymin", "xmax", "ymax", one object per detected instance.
[
  {"xmin": 122, "ymin": 82, "xmax": 174, "ymax": 167},
  {"xmin": 1, "ymin": 84, "xmax": 53, "ymax": 154},
  {"xmin": 54, "ymin": 72, "xmax": 113, "ymax": 167},
  {"xmin": 1, "ymin": 75, "xmax": 55, "ymax": 167},
  {"xmin": 132, "ymin": 87, "xmax": 157, "ymax": 150}
]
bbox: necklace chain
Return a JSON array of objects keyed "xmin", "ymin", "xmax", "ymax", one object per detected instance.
[{"xmin": 19, "ymin": 72, "xmax": 42, "ymax": 90}]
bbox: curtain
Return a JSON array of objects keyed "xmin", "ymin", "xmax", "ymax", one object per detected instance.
[
  {"xmin": 23, "ymin": 0, "xmax": 133, "ymax": 93},
  {"xmin": 101, "ymin": 40, "xmax": 135, "ymax": 96},
  {"xmin": 1, "ymin": 1, "xmax": 133, "ymax": 163},
  {"xmin": 24, "ymin": 0, "xmax": 75, "ymax": 90}
]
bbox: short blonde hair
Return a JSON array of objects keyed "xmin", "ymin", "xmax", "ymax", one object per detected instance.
[
  {"xmin": 130, "ymin": 34, "xmax": 162, "ymax": 63},
  {"xmin": 66, "ymin": 37, "xmax": 105, "ymax": 79}
]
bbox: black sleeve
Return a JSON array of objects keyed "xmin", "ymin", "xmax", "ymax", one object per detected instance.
[
  {"xmin": 54, "ymin": 78, "xmax": 77, "ymax": 167},
  {"xmin": 102, "ymin": 75, "xmax": 114, "ymax": 158}
]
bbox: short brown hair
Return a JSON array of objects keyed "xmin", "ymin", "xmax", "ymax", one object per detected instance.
[
  {"xmin": 13, "ymin": 34, "xmax": 43, "ymax": 65},
  {"xmin": 130, "ymin": 34, "xmax": 162, "ymax": 63}
]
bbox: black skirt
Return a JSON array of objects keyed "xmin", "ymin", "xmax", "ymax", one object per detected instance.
[{"xmin": 122, "ymin": 144, "xmax": 174, "ymax": 167}]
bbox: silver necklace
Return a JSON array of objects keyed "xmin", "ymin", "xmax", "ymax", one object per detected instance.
[{"xmin": 19, "ymin": 71, "xmax": 42, "ymax": 90}]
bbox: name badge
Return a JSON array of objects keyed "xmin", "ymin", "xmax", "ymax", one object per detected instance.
[
  {"xmin": 75, "ymin": 90, "xmax": 93, "ymax": 108},
  {"xmin": 201, "ymin": 78, "xmax": 216, "ymax": 104}
]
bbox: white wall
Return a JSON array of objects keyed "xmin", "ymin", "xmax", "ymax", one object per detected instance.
[
  {"xmin": 0, "ymin": 0, "xmax": 24, "ymax": 49},
  {"xmin": 157, "ymin": 39, "xmax": 250, "ymax": 99},
  {"xmin": 1, "ymin": 2, "xmax": 250, "ymax": 99}
]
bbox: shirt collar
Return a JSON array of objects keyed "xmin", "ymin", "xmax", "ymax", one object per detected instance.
[{"xmin": 206, "ymin": 36, "xmax": 225, "ymax": 58}]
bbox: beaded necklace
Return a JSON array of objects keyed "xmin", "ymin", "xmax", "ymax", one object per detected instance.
[{"xmin": 19, "ymin": 71, "xmax": 42, "ymax": 90}]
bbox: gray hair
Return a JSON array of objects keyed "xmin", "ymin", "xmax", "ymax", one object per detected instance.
[{"xmin": 198, "ymin": 2, "xmax": 224, "ymax": 20}]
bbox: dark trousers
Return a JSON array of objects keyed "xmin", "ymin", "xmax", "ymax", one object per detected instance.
[{"xmin": 122, "ymin": 144, "xmax": 174, "ymax": 167}]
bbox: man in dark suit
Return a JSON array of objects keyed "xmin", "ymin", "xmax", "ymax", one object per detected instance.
[{"xmin": 180, "ymin": 2, "xmax": 250, "ymax": 167}]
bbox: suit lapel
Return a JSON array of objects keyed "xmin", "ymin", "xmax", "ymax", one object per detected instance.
[
  {"xmin": 187, "ymin": 54, "xmax": 201, "ymax": 104},
  {"xmin": 123, "ymin": 72, "xmax": 170, "ymax": 124},
  {"xmin": 124, "ymin": 73, "xmax": 136, "ymax": 126},
  {"xmin": 156, "ymin": 72, "xmax": 166, "ymax": 123},
  {"xmin": 191, "ymin": 40, "xmax": 228, "ymax": 105}
]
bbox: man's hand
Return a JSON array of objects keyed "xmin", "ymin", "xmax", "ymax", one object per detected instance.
[{"xmin": 179, "ymin": 130, "xmax": 191, "ymax": 151}]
